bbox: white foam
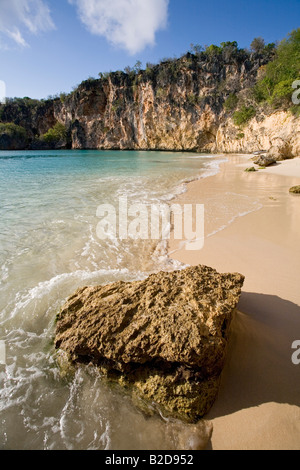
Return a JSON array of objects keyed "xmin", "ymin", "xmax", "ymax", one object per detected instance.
[
  {"xmin": 207, "ymin": 203, "xmax": 263, "ymax": 238},
  {"xmin": 164, "ymin": 157, "xmax": 228, "ymax": 202},
  {"xmin": 5, "ymin": 268, "xmax": 132, "ymax": 322},
  {"xmin": 0, "ymin": 263, "xmax": 9, "ymax": 283}
]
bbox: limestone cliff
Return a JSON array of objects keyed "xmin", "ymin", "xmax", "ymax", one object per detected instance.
[
  {"xmin": 214, "ymin": 110, "xmax": 300, "ymax": 158},
  {"xmin": 52, "ymin": 52, "xmax": 263, "ymax": 152},
  {"xmin": 0, "ymin": 50, "xmax": 299, "ymax": 157}
]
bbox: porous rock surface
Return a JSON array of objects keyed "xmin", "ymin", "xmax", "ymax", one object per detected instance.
[
  {"xmin": 289, "ymin": 185, "xmax": 300, "ymax": 194},
  {"xmin": 55, "ymin": 265, "xmax": 244, "ymax": 422},
  {"xmin": 253, "ymin": 154, "xmax": 277, "ymax": 167}
]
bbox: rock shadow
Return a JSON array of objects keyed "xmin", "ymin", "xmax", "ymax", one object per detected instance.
[{"xmin": 206, "ymin": 291, "xmax": 300, "ymax": 419}]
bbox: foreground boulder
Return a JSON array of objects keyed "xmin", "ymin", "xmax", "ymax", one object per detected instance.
[{"xmin": 55, "ymin": 265, "xmax": 244, "ymax": 422}]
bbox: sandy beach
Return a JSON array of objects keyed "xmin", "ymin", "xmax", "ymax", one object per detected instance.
[{"xmin": 169, "ymin": 154, "xmax": 300, "ymax": 450}]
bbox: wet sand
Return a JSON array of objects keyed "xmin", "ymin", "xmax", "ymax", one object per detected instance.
[{"xmin": 168, "ymin": 155, "xmax": 300, "ymax": 450}]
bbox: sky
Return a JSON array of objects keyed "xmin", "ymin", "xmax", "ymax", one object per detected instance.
[{"xmin": 0, "ymin": 0, "xmax": 299, "ymax": 100}]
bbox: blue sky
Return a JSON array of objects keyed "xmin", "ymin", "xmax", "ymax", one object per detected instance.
[{"xmin": 0, "ymin": 0, "xmax": 299, "ymax": 99}]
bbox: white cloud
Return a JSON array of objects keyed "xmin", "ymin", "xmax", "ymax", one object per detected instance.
[
  {"xmin": 0, "ymin": 0, "xmax": 55, "ymax": 48},
  {"xmin": 69, "ymin": 0, "xmax": 169, "ymax": 54},
  {"xmin": 6, "ymin": 28, "xmax": 28, "ymax": 47}
]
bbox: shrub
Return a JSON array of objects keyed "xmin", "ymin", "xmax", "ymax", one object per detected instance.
[
  {"xmin": 250, "ymin": 37, "xmax": 266, "ymax": 54},
  {"xmin": 205, "ymin": 44, "xmax": 221, "ymax": 55},
  {"xmin": 60, "ymin": 92, "xmax": 67, "ymax": 103},
  {"xmin": 111, "ymin": 98, "xmax": 123, "ymax": 114},
  {"xmin": 190, "ymin": 43, "xmax": 204, "ymax": 56},
  {"xmin": 43, "ymin": 122, "xmax": 67, "ymax": 143},
  {"xmin": 156, "ymin": 87, "xmax": 167, "ymax": 99},
  {"xmin": 263, "ymin": 43, "xmax": 276, "ymax": 55},
  {"xmin": 0, "ymin": 122, "xmax": 27, "ymax": 139},
  {"xmin": 99, "ymin": 72, "xmax": 111, "ymax": 80},
  {"xmin": 145, "ymin": 63, "xmax": 156, "ymax": 78},
  {"xmin": 224, "ymin": 93, "xmax": 239, "ymax": 111},
  {"xmin": 253, "ymin": 76, "xmax": 273, "ymax": 103},
  {"xmin": 187, "ymin": 93, "xmax": 198, "ymax": 105},
  {"xmin": 236, "ymin": 132, "xmax": 245, "ymax": 139},
  {"xmin": 255, "ymin": 28, "xmax": 300, "ymax": 108},
  {"xmin": 290, "ymin": 104, "xmax": 300, "ymax": 116},
  {"xmin": 271, "ymin": 78, "xmax": 296, "ymax": 107},
  {"xmin": 233, "ymin": 106, "xmax": 256, "ymax": 126}
]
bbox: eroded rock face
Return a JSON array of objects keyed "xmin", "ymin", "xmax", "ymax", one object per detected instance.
[
  {"xmin": 214, "ymin": 111, "xmax": 300, "ymax": 158},
  {"xmin": 1, "ymin": 53, "xmax": 299, "ymax": 156},
  {"xmin": 55, "ymin": 265, "xmax": 244, "ymax": 422}
]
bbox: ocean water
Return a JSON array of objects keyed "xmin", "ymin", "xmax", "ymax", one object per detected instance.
[{"xmin": 0, "ymin": 149, "xmax": 251, "ymax": 450}]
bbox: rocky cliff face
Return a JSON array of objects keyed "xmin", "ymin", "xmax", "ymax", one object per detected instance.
[
  {"xmin": 1, "ymin": 51, "xmax": 299, "ymax": 157},
  {"xmin": 214, "ymin": 110, "xmax": 300, "ymax": 158},
  {"xmin": 53, "ymin": 52, "xmax": 263, "ymax": 152},
  {"xmin": 55, "ymin": 265, "xmax": 245, "ymax": 423}
]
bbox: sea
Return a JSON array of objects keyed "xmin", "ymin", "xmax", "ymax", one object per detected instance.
[{"xmin": 0, "ymin": 149, "xmax": 259, "ymax": 450}]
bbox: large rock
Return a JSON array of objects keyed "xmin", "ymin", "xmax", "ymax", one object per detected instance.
[
  {"xmin": 55, "ymin": 265, "xmax": 244, "ymax": 422},
  {"xmin": 289, "ymin": 186, "xmax": 300, "ymax": 194},
  {"xmin": 253, "ymin": 154, "xmax": 277, "ymax": 167},
  {"xmin": 267, "ymin": 138, "xmax": 294, "ymax": 161}
]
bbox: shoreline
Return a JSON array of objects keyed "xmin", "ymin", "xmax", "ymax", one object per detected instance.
[{"xmin": 168, "ymin": 154, "xmax": 300, "ymax": 450}]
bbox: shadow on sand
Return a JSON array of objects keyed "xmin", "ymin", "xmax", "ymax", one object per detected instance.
[{"xmin": 206, "ymin": 291, "xmax": 300, "ymax": 420}]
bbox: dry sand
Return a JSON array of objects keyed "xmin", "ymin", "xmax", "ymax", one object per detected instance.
[{"xmin": 168, "ymin": 155, "xmax": 300, "ymax": 450}]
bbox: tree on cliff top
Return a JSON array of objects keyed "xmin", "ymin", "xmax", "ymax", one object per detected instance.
[{"xmin": 250, "ymin": 37, "xmax": 266, "ymax": 54}]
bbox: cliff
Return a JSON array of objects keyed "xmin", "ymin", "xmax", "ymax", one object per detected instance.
[
  {"xmin": 52, "ymin": 51, "xmax": 273, "ymax": 153},
  {"xmin": 0, "ymin": 47, "xmax": 299, "ymax": 157},
  {"xmin": 215, "ymin": 110, "xmax": 300, "ymax": 158}
]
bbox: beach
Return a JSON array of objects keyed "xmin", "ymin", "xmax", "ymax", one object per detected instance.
[
  {"xmin": 1, "ymin": 150, "xmax": 300, "ymax": 450},
  {"xmin": 0, "ymin": 150, "xmax": 229, "ymax": 450},
  {"xmin": 169, "ymin": 154, "xmax": 300, "ymax": 450}
]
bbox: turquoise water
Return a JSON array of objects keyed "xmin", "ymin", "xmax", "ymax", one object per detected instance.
[{"xmin": 0, "ymin": 149, "xmax": 227, "ymax": 450}]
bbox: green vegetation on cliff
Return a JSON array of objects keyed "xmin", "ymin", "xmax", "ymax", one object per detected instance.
[
  {"xmin": 221, "ymin": 28, "xmax": 300, "ymax": 126},
  {"xmin": 254, "ymin": 28, "xmax": 300, "ymax": 110},
  {"xmin": 42, "ymin": 122, "xmax": 67, "ymax": 144},
  {"xmin": 0, "ymin": 122, "xmax": 27, "ymax": 139},
  {"xmin": 0, "ymin": 29, "xmax": 298, "ymax": 151},
  {"xmin": 233, "ymin": 105, "xmax": 256, "ymax": 126},
  {"xmin": 224, "ymin": 94, "xmax": 239, "ymax": 111},
  {"xmin": 0, "ymin": 122, "xmax": 28, "ymax": 149}
]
